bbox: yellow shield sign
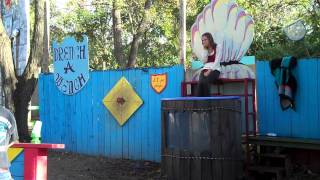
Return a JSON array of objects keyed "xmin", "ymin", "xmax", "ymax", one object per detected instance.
[{"xmin": 151, "ymin": 73, "xmax": 167, "ymax": 94}]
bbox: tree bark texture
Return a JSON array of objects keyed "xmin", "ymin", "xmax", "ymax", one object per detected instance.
[
  {"xmin": 0, "ymin": 22, "xmax": 18, "ymax": 112},
  {"xmin": 112, "ymin": 0, "xmax": 125, "ymax": 68},
  {"xmin": 0, "ymin": 0, "xmax": 45, "ymax": 141},
  {"xmin": 179, "ymin": 0, "xmax": 186, "ymax": 68},
  {"xmin": 127, "ymin": 0, "xmax": 153, "ymax": 68}
]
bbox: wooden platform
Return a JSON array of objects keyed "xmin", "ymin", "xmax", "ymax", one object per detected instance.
[{"xmin": 248, "ymin": 135, "xmax": 320, "ymax": 150}]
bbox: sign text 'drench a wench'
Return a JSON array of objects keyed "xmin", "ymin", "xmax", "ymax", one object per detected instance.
[{"xmin": 52, "ymin": 36, "xmax": 90, "ymax": 95}]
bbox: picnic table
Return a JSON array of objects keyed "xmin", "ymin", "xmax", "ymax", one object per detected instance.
[{"xmin": 12, "ymin": 143, "xmax": 65, "ymax": 180}]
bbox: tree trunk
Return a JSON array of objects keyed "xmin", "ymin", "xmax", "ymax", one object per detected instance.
[
  {"xmin": 0, "ymin": 22, "xmax": 18, "ymax": 112},
  {"xmin": 112, "ymin": 0, "xmax": 125, "ymax": 68},
  {"xmin": 0, "ymin": 0, "xmax": 45, "ymax": 142},
  {"xmin": 179, "ymin": 0, "xmax": 186, "ymax": 68},
  {"xmin": 42, "ymin": 0, "xmax": 50, "ymax": 73},
  {"xmin": 14, "ymin": 77, "xmax": 38, "ymax": 141},
  {"xmin": 127, "ymin": 0, "xmax": 153, "ymax": 68},
  {"xmin": 15, "ymin": 0, "xmax": 45, "ymax": 141}
]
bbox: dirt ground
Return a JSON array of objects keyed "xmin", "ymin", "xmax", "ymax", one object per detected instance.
[
  {"xmin": 48, "ymin": 151, "xmax": 320, "ymax": 180},
  {"xmin": 48, "ymin": 151, "xmax": 165, "ymax": 180}
]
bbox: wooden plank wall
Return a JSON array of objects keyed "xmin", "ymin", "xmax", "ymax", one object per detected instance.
[
  {"xmin": 256, "ymin": 58, "xmax": 320, "ymax": 139},
  {"xmin": 39, "ymin": 65, "xmax": 184, "ymax": 162},
  {"xmin": 10, "ymin": 152, "xmax": 24, "ymax": 180}
]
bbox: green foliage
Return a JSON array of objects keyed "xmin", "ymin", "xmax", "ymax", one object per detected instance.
[
  {"xmin": 237, "ymin": 0, "xmax": 320, "ymax": 60},
  {"xmin": 51, "ymin": 0, "xmax": 180, "ymax": 69},
  {"xmin": 51, "ymin": 0, "xmax": 320, "ymax": 70},
  {"xmin": 51, "ymin": 0, "xmax": 115, "ymax": 69}
]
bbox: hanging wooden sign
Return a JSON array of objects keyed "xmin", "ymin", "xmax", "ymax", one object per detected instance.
[
  {"xmin": 52, "ymin": 36, "xmax": 89, "ymax": 95},
  {"xmin": 151, "ymin": 73, "xmax": 167, "ymax": 94}
]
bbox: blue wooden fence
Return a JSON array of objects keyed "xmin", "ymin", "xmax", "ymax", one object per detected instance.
[
  {"xmin": 39, "ymin": 65, "xmax": 184, "ymax": 162},
  {"xmin": 257, "ymin": 58, "xmax": 320, "ymax": 139}
]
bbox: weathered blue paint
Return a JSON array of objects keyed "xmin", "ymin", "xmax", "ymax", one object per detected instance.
[
  {"xmin": 257, "ymin": 58, "xmax": 320, "ymax": 139},
  {"xmin": 240, "ymin": 56, "xmax": 255, "ymax": 65},
  {"xmin": 10, "ymin": 152, "xmax": 24, "ymax": 180},
  {"xmin": 162, "ymin": 96, "xmax": 241, "ymax": 100},
  {"xmin": 52, "ymin": 36, "xmax": 90, "ymax": 95},
  {"xmin": 39, "ymin": 65, "xmax": 184, "ymax": 162}
]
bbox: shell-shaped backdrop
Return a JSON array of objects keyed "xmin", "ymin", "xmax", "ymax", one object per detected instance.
[{"xmin": 191, "ymin": 0, "xmax": 255, "ymax": 64}]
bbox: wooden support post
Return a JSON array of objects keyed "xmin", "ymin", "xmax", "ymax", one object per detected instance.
[{"xmin": 12, "ymin": 143, "xmax": 65, "ymax": 180}]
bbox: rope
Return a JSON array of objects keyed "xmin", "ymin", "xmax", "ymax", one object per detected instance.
[
  {"xmin": 161, "ymin": 106, "xmax": 241, "ymax": 112},
  {"xmin": 161, "ymin": 154, "xmax": 242, "ymax": 161}
]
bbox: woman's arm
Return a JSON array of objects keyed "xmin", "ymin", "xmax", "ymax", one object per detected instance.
[
  {"xmin": 197, "ymin": 51, "xmax": 208, "ymax": 63},
  {"xmin": 203, "ymin": 45, "xmax": 221, "ymax": 71}
]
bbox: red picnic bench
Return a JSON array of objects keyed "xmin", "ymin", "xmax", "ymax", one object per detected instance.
[{"xmin": 12, "ymin": 143, "xmax": 65, "ymax": 180}]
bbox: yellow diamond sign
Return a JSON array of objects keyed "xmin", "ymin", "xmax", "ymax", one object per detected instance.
[{"xmin": 103, "ymin": 77, "xmax": 143, "ymax": 126}]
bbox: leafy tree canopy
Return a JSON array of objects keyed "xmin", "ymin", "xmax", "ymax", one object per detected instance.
[{"xmin": 50, "ymin": 0, "xmax": 320, "ymax": 70}]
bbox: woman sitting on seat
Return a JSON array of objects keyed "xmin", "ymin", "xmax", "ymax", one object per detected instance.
[{"xmin": 195, "ymin": 32, "xmax": 221, "ymax": 97}]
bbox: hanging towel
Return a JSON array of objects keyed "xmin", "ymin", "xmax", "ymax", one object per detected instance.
[{"xmin": 270, "ymin": 56, "xmax": 297, "ymax": 110}]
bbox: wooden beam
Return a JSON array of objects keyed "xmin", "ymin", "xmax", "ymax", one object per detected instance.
[{"xmin": 248, "ymin": 135, "xmax": 320, "ymax": 150}]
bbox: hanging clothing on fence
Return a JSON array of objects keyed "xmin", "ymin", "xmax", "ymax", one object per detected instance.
[{"xmin": 270, "ymin": 56, "xmax": 297, "ymax": 111}]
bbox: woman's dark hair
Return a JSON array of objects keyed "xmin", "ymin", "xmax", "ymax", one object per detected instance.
[{"xmin": 202, "ymin": 32, "xmax": 217, "ymax": 49}]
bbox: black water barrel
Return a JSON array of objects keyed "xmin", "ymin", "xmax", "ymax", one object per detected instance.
[{"xmin": 161, "ymin": 96, "xmax": 242, "ymax": 180}]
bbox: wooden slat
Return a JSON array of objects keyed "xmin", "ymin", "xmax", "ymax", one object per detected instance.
[
  {"xmin": 149, "ymin": 67, "xmax": 157, "ymax": 161},
  {"xmin": 38, "ymin": 75, "xmax": 45, "ymax": 140},
  {"xmin": 249, "ymin": 165, "xmax": 284, "ymax": 173},
  {"xmin": 257, "ymin": 59, "xmax": 320, "ymax": 139},
  {"xmin": 76, "ymin": 80, "xmax": 84, "ymax": 153},
  {"xmin": 75, "ymin": 74, "xmax": 84, "ymax": 153},
  {"xmin": 258, "ymin": 153, "xmax": 287, "ymax": 159},
  {"xmin": 70, "ymin": 88, "xmax": 78, "ymax": 152},
  {"xmin": 56, "ymin": 76, "xmax": 64, "ymax": 144},
  {"xmin": 248, "ymin": 135, "xmax": 320, "ymax": 150},
  {"xmin": 104, "ymin": 70, "xmax": 111, "ymax": 157},
  {"xmin": 190, "ymin": 152, "xmax": 201, "ymax": 180},
  {"xmin": 96, "ymin": 71, "xmax": 105, "ymax": 155},
  {"xmin": 91, "ymin": 72, "xmax": 100, "ymax": 155},
  {"xmin": 172, "ymin": 149, "xmax": 180, "ymax": 180},
  {"xmin": 147, "ymin": 68, "xmax": 154, "ymax": 159},
  {"xmin": 12, "ymin": 143, "xmax": 64, "ymax": 149},
  {"xmin": 109, "ymin": 70, "xmax": 123, "ymax": 158},
  {"xmin": 201, "ymin": 151, "xmax": 213, "ymax": 180},
  {"xmin": 49, "ymin": 75, "xmax": 56, "ymax": 144},
  {"xmin": 127, "ymin": 69, "xmax": 138, "ymax": 159},
  {"xmin": 294, "ymin": 60, "xmax": 318, "ymax": 138},
  {"xmin": 211, "ymin": 108, "xmax": 222, "ymax": 180},
  {"xmin": 141, "ymin": 68, "xmax": 151, "ymax": 160},
  {"xmin": 65, "ymin": 79, "xmax": 72, "ymax": 151},
  {"xmin": 122, "ymin": 70, "xmax": 130, "ymax": 159},
  {"xmin": 166, "ymin": 149, "xmax": 174, "ymax": 180},
  {"xmin": 39, "ymin": 66, "xmax": 184, "ymax": 162},
  {"xmin": 266, "ymin": 61, "xmax": 277, "ymax": 136},
  {"xmin": 179, "ymin": 150, "xmax": 190, "ymax": 180},
  {"xmin": 83, "ymin": 74, "xmax": 91, "ymax": 154},
  {"xmin": 10, "ymin": 151, "xmax": 24, "ymax": 178},
  {"xmin": 42, "ymin": 75, "xmax": 49, "ymax": 142},
  {"xmin": 155, "ymin": 68, "xmax": 163, "ymax": 161},
  {"xmin": 317, "ymin": 60, "xmax": 320, "ymax": 139}
]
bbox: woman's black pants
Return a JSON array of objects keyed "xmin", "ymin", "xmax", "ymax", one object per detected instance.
[{"xmin": 196, "ymin": 70, "xmax": 220, "ymax": 97}]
